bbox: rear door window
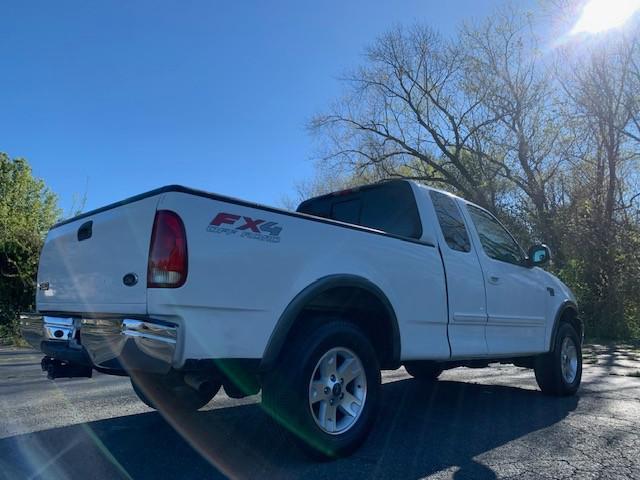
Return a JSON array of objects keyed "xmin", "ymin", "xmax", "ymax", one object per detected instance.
[{"xmin": 429, "ymin": 191, "xmax": 470, "ymax": 252}]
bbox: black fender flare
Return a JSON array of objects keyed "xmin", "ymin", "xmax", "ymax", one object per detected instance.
[
  {"xmin": 548, "ymin": 300, "xmax": 582, "ymax": 350},
  {"xmin": 260, "ymin": 274, "xmax": 401, "ymax": 371}
]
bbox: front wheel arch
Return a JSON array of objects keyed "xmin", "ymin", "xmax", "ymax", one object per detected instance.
[{"xmin": 548, "ymin": 301, "xmax": 582, "ymax": 351}]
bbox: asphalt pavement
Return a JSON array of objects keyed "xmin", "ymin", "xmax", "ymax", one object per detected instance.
[{"xmin": 1, "ymin": 345, "xmax": 639, "ymax": 480}]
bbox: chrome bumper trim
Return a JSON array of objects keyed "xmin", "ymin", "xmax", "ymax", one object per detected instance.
[
  {"xmin": 19, "ymin": 314, "xmax": 80, "ymax": 350},
  {"xmin": 81, "ymin": 318, "xmax": 177, "ymax": 374},
  {"xmin": 121, "ymin": 319, "xmax": 177, "ymax": 344},
  {"xmin": 43, "ymin": 316, "xmax": 76, "ymax": 341}
]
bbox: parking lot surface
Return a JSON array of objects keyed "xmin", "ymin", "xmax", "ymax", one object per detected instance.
[{"xmin": 1, "ymin": 345, "xmax": 639, "ymax": 479}]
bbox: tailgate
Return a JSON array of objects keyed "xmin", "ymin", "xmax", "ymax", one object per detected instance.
[{"xmin": 37, "ymin": 195, "xmax": 162, "ymax": 314}]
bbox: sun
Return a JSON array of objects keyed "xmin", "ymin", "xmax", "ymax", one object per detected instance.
[{"xmin": 571, "ymin": 0, "xmax": 640, "ymax": 34}]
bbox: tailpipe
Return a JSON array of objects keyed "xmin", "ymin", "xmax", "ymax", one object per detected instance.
[
  {"xmin": 41, "ymin": 356, "xmax": 93, "ymax": 380},
  {"xmin": 184, "ymin": 373, "xmax": 221, "ymax": 397}
]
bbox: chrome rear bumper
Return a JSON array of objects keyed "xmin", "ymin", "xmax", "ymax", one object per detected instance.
[
  {"xmin": 20, "ymin": 313, "xmax": 178, "ymax": 375},
  {"xmin": 20, "ymin": 313, "xmax": 92, "ymax": 372},
  {"xmin": 19, "ymin": 314, "xmax": 80, "ymax": 349},
  {"xmin": 81, "ymin": 318, "xmax": 177, "ymax": 374}
]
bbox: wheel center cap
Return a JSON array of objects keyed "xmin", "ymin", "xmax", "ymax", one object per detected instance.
[{"xmin": 332, "ymin": 383, "xmax": 342, "ymax": 397}]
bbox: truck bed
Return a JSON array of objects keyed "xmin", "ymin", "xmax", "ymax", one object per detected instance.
[{"xmin": 34, "ymin": 183, "xmax": 449, "ymax": 368}]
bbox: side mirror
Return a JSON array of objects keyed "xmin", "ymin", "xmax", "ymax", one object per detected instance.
[{"xmin": 527, "ymin": 244, "xmax": 551, "ymax": 267}]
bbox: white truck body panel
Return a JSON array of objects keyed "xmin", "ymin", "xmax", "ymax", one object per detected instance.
[
  {"xmin": 37, "ymin": 195, "xmax": 160, "ymax": 315},
  {"xmin": 151, "ymin": 188, "xmax": 449, "ymax": 365},
  {"xmin": 458, "ymin": 200, "xmax": 549, "ymax": 355},
  {"xmin": 414, "ymin": 186, "xmax": 490, "ymax": 358},
  {"xmin": 33, "ymin": 180, "xmax": 578, "ymax": 370}
]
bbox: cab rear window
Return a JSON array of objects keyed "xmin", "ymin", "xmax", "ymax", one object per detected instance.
[{"xmin": 297, "ymin": 181, "xmax": 422, "ymax": 239}]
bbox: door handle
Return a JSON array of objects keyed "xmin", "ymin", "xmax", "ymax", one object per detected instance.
[{"xmin": 488, "ymin": 275, "xmax": 500, "ymax": 285}]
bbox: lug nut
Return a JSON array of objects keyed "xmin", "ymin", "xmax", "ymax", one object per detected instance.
[
  {"xmin": 330, "ymin": 374, "xmax": 336, "ymax": 381},
  {"xmin": 324, "ymin": 387, "xmax": 330, "ymax": 394},
  {"xmin": 340, "ymin": 378, "xmax": 344, "ymax": 383}
]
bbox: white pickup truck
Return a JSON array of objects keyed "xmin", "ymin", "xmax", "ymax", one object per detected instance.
[{"xmin": 20, "ymin": 179, "xmax": 583, "ymax": 458}]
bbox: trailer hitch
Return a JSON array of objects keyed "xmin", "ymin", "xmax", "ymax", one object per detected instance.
[{"xmin": 41, "ymin": 356, "xmax": 93, "ymax": 380}]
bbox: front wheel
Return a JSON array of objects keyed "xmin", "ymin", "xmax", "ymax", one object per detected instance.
[
  {"xmin": 534, "ymin": 322, "xmax": 582, "ymax": 396},
  {"xmin": 262, "ymin": 320, "xmax": 381, "ymax": 459}
]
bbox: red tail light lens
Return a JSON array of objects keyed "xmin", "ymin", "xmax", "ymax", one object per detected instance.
[{"xmin": 148, "ymin": 210, "xmax": 188, "ymax": 288}]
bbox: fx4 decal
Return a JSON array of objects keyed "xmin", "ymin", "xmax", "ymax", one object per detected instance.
[{"xmin": 207, "ymin": 212, "xmax": 282, "ymax": 243}]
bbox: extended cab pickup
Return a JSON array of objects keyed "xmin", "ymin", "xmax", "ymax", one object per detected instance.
[{"xmin": 21, "ymin": 179, "xmax": 583, "ymax": 458}]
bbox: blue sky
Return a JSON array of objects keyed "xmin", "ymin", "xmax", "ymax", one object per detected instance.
[{"xmin": 1, "ymin": 0, "xmax": 518, "ymax": 214}]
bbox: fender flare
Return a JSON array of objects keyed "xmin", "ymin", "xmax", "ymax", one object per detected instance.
[
  {"xmin": 548, "ymin": 300, "xmax": 582, "ymax": 350},
  {"xmin": 259, "ymin": 274, "xmax": 401, "ymax": 371}
]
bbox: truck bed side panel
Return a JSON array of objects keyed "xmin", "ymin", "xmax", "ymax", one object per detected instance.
[{"xmin": 148, "ymin": 192, "xmax": 449, "ymax": 365}]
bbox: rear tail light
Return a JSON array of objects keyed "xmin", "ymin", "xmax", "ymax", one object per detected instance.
[{"xmin": 148, "ymin": 210, "xmax": 188, "ymax": 288}]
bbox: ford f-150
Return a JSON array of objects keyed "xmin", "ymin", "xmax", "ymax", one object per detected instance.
[{"xmin": 20, "ymin": 179, "xmax": 583, "ymax": 458}]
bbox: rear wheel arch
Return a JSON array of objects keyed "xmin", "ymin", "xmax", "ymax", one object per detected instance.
[{"xmin": 260, "ymin": 274, "xmax": 401, "ymax": 372}]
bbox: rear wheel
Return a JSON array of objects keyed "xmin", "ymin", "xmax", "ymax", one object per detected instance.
[
  {"xmin": 262, "ymin": 320, "xmax": 381, "ymax": 459},
  {"xmin": 534, "ymin": 322, "xmax": 582, "ymax": 396},
  {"xmin": 130, "ymin": 372, "xmax": 220, "ymax": 412},
  {"xmin": 404, "ymin": 361, "xmax": 443, "ymax": 382}
]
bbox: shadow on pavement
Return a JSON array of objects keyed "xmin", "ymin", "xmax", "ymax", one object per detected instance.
[{"xmin": 0, "ymin": 377, "xmax": 578, "ymax": 480}]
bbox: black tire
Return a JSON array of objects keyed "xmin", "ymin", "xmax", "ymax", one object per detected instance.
[
  {"xmin": 534, "ymin": 322, "xmax": 582, "ymax": 396},
  {"xmin": 404, "ymin": 361, "xmax": 443, "ymax": 382},
  {"xmin": 262, "ymin": 320, "xmax": 381, "ymax": 460},
  {"xmin": 130, "ymin": 372, "xmax": 220, "ymax": 412}
]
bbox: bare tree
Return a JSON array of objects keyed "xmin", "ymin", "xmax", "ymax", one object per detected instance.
[
  {"xmin": 556, "ymin": 33, "xmax": 639, "ymax": 337},
  {"xmin": 623, "ymin": 56, "xmax": 640, "ymax": 144},
  {"xmin": 559, "ymin": 36, "xmax": 637, "ymax": 227},
  {"xmin": 308, "ymin": 8, "xmax": 640, "ymax": 339},
  {"xmin": 310, "ymin": 25, "xmax": 504, "ymax": 209},
  {"xmin": 461, "ymin": 8, "xmax": 568, "ymax": 251}
]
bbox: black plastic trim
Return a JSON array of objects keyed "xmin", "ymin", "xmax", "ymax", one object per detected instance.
[
  {"xmin": 548, "ymin": 300, "xmax": 581, "ymax": 350},
  {"xmin": 50, "ymin": 184, "xmax": 435, "ymax": 248},
  {"xmin": 259, "ymin": 274, "xmax": 401, "ymax": 371}
]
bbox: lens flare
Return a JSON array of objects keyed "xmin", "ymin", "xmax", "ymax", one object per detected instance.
[{"xmin": 571, "ymin": 0, "xmax": 640, "ymax": 34}]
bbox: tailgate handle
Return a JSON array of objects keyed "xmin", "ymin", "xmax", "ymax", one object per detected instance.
[{"xmin": 77, "ymin": 221, "xmax": 93, "ymax": 241}]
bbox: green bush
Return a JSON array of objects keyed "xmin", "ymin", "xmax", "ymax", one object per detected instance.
[{"xmin": 0, "ymin": 154, "xmax": 60, "ymax": 340}]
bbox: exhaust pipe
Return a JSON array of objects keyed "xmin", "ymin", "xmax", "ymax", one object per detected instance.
[
  {"xmin": 184, "ymin": 373, "xmax": 220, "ymax": 397},
  {"xmin": 41, "ymin": 357, "xmax": 93, "ymax": 380}
]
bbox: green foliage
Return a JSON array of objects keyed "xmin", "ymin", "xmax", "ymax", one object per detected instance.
[{"xmin": 0, "ymin": 153, "xmax": 60, "ymax": 339}]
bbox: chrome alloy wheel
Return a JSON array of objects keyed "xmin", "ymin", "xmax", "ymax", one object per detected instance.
[
  {"xmin": 308, "ymin": 347, "xmax": 367, "ymax": 435},
  {"xmin": 560, "ymin": 336, "xmax": 578, "ymax": 384}
]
